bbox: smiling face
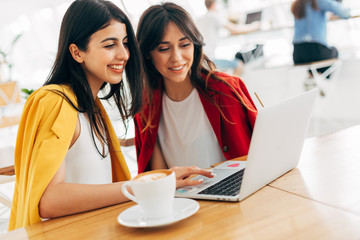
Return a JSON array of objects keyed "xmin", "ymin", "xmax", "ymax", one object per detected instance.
[
  {"xmin": 149, "ymin": 21, "xmax": 194, "ymax": 87},
  {"xmin": 73, "ymin": 20, "xmax": 129, "ymax": 97}
]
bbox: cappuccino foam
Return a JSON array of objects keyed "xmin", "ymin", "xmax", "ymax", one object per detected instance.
[{"xmin": 134, "ymin": 172, "xmax": 168, "ymax": 183}]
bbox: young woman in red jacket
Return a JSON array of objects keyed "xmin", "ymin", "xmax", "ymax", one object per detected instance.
[{"xmin": 135, "ymin": 2, "xmax": 257, "ymax": 174}]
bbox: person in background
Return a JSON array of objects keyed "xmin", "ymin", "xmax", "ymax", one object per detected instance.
[
  {"xmin": 291, "ymin": 0, "xmax": 351, "ymax": 75},
  {"xmin": 134, "ymin": 2, "xmax": 257, "ymax": 174},
  {"xmin": 9, "ymin": 0, "xmax": 211, "ymax": 230},
  {"xmin": 197, "ymin": 0, "xmax": 261, "ymax": 76}
]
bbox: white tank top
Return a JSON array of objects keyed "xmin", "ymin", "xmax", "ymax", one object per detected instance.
[
  {"xmin": 64, "ymin": 113, "xmax": 112, "ymax": 184},
  {"xmin": 158, "ymin": 88, "xmax": 225, "ymax": 169}
]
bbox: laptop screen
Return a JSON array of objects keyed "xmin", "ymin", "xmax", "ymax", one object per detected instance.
[{"xmin": 245, "ymin": 11, "xmax": 262, "ymax": 24}]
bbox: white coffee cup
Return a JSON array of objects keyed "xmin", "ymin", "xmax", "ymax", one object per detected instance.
[{"xmin": 122, "ymin": 169, "xmax": 176, "ymax": 219}]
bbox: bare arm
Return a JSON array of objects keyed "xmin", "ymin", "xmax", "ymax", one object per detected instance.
[
  {"xmin": 150, "ymin": 139, "xmax": 168, "ymax": 170},
  {"xmin": 38, "ymin": 160, "xmax": 129, "ymax": 219},
  {"xmin": 150, "ymin": 139, "xmax": 214, "ymax": 188},
  {"xmin": 225, "ymin": 21, "xmax": 261, "ymax": 35}
]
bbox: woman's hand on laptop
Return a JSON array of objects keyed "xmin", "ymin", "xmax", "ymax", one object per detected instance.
[{"xmin": 170, "ymin": 166, "xmax": 214, "ymax": 189}]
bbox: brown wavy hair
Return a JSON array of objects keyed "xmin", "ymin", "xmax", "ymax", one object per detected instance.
[
  {"xmin": 291, "ymin": 0, "xmax": 319, "ymax": 19},
  {"xmin": 136, "ymin": 2, "xmax": 255, "ymax": 131}
]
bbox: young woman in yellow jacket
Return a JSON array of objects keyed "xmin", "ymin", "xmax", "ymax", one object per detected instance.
[{"xmin": 9, "ymin": 0, "xmax": 212, "ymax": 230}]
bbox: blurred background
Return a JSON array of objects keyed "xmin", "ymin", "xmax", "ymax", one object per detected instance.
[{"xmin": 1, "ymin": 0, "xmax": 360, "ymax": 233}]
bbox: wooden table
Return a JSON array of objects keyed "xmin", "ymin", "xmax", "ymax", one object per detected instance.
[
  {"xmin": 270, "ymin": 124, "xmax": 360, "ymax": 215},
  {"xmin": 2, "ymin": 125, "xmax": 360, "ymax": 239}
]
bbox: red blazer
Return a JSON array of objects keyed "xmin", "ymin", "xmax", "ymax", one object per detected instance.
[{"xmin": 134, "ymin": 72, "xmax": 257, "ymax": 173}]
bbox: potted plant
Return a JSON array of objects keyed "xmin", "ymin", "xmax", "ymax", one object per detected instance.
[{"xmin": 21, "ymin": 88, "xmax": 35, "ymax": 99}]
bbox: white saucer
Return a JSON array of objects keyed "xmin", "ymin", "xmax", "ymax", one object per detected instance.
[{"xmin": 117, "ymin": 198, "xmax": 199, "ymax": 228}]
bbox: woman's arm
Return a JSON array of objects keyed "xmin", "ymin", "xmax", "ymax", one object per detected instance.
[
  {"xmin": 150, "ymin": 139, "xmax": 214, "ymax": 188},
  {"xmin": 38, "ymin": 159, "xmax": 129, "ymax": 219},
  {"xmin": 150, "ymin": 139, "xmax": 168, "ymax": 170},
  {"xmin": 317, "ymin": 0, "xmax": 351, "ymax": 19},
  {"xmin": 39, "ymin": 145, "xmax": 213, "ymax": 218}
]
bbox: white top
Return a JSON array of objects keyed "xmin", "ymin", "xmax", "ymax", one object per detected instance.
[
  {"xmin": 64, "ymin": 113, "xmax": 112, "ymax": 184},
  {"xmin": 158, "ymin": 89, "xmax": 225, "ymax": 169}
]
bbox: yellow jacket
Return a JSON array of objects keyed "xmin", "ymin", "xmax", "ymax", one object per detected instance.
[{"xmin": 9, "ymin": 84, "xmax": 131, "ymax": 230}]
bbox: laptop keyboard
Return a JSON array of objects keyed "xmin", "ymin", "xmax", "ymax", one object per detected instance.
[{"xmin": 198, "ymin": 169, "xmax": 244, "ymax": 196}]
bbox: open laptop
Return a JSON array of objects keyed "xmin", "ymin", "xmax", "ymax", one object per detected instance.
[
  {"xmin": 176, "ymin": 89, "xmax": 318, "ymax": 201},
  {"xmin": 245, "ymin": 10, "xmax": 262, "ymax": 24}
]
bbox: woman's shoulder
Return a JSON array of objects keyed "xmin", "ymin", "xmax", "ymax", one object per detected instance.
[
  {"xmin": 34, "ymin": 84, "xmax": 73, "ymax": 96},
  {"xmin": 17, "ymin": 84, "xmax": 79, "ymax": 148},
  {"xmin": 204, "ymin": 71, "xmax": 244, "ymax": 92},
  {"xmin": 23, "ymin": 84, "xmax": 77, "ymax": 116},
  {"xmin": 28, "ymin": 84, "xmax": 75, "ymax": 103}
]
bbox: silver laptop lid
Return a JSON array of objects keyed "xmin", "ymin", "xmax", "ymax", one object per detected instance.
[{"xmin": 239, "ymin": 89, "xmax": 318, "ymax": 200}]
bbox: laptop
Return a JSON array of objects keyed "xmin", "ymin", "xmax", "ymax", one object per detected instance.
[
  {"xmin": 245, "ymin": 11, "xmax": 262, "ymax": 24},
  {"xmin": 176, "ymin": 89, "xmax": 318, "ymax": 201}
]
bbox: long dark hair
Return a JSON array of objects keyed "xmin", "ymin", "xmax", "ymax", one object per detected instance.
[
  {"xmin": 291, "ymin": 0, "xmax": 319, "ymax": 19},
  {"xmin": 136, "ymin": 2, "xmax": 252, "ymax": 130},
  {"xmin": 45, "ymin": 0, "xmax": 144, "ymax": 156}
]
